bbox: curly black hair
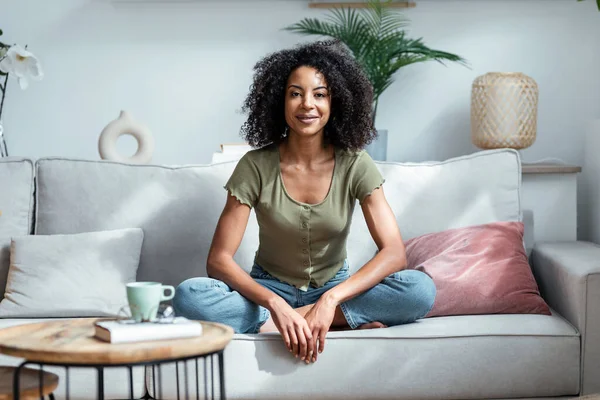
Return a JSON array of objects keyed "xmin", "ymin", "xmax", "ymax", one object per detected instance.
[{"xmin": 240, "ymin": 40, "xmax": 377, "ymax": 151}]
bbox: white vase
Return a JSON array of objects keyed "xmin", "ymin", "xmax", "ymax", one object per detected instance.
[{"xmin": 365, "ymin": 129, "xmax": 388, "ymax": 161}]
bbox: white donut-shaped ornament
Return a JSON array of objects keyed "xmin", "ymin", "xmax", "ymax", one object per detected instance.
[{"xmin": 98, "ymin": 110, "xmax": 155, "ymax": 164}]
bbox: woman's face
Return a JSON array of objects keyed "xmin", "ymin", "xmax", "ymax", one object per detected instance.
[{"xmin": 284, "ymin": 66, "xmax": 331, "ymax": 139}]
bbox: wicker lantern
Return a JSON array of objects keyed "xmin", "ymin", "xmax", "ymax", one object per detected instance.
[{"xmin": 471, "ymin": 72, "xmax": 539, "ymax": 150}]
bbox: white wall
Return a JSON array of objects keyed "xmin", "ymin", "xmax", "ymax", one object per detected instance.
[{"xmin": 2, "ymin": 0, "xmax": 600, "ymax": 236}]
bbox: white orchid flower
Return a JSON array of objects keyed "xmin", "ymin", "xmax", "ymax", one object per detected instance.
[{"xmin": 0, "ymin": 45, "xmax": 43, "ymax": 89}]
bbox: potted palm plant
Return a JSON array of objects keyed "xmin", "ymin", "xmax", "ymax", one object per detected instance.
[{"xmin": 284, "ymin": 0, "xmax": 468, "ymax": 160}]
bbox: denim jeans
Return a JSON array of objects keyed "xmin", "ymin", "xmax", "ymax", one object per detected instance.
[{"xmin": 173, "ymin": 261, "xmax": 436, "ymax": 334}]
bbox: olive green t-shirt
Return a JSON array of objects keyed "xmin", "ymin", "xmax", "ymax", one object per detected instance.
[{"xmin": 224, "ymin": 143, "xmax": 385, "ymax": 291}]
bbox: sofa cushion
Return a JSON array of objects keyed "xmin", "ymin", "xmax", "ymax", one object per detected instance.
[
  {"xmin": 0, "ymin": 228, "xmax": 144, "ymax": 318},
  {"xmin": 34, "ymin": 157, "xmax": 260, "ymax": 288},
  {"xmin": 405, "ymin": 220, "xmax": 551, "ymax": 317},
  {"xmin": 347, "ymin": 149, "xmax": 521, "ymax": 273},
  {"xmin": 213, "ymin": 312, "xmax": 576, "ymax": 400},
  {"xmin": 0, "ymin": 318, "xmax": 146, "ymax": 399},
  {"xmin": 0, "ymin": 157, "xmax": 35, "ymax": 299},
  {"xmin": 34, "ymin": 150, "xmax": 520, "ymax": 286}
]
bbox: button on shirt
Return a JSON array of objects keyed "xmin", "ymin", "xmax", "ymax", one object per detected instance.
[{"xmin": 224, "ymin": 144, "xmax": 385, "ymax": 291}]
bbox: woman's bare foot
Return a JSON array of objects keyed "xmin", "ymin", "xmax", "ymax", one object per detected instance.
[
  {"xmin": 258, "ymin": 318, "xmax": 278, "ymax": 333},
  {"xmin": 258, "ymin": 303, "xmax": 386, "ymax": 332},
  {"xmin": 258, "ymin": 304, "xmax": 319, "ymax": 333},
  {"xmin": 357, "ymin": 321, "xmax": 387, "ymax": 329}
]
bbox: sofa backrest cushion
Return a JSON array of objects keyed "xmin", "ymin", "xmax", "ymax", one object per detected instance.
[
  {"xmin": 346, "ymin": 149, "xmax": 522, "ymax": 273},
  {"xmin": 34, "ymin": 149, "xmax": 521, "ymax": 287},
  {"xmin": 0, "ymin": 157, "xmax": 35, "ymax": 298},
  {"xmin": 35, "ymin": 158, "xmax": 259, "ymax": 289}
]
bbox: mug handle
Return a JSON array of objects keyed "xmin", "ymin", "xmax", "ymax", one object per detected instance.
[{"xmin": 161, "ymin": 285, "xmax": 175, "ymax": 301}]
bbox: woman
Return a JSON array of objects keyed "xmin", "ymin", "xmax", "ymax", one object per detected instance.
[{"xmin": 174, "ymin": 40, "xmax": 436, "ymax": 364}]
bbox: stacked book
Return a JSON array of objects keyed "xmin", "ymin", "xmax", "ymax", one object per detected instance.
[
  {"xmin": 94, "ymin": 317, "xmax": 203, "ymax": 344},
  {"xmin": 211, "ymin": 143, "xmax": 252, "ymax": 163}
]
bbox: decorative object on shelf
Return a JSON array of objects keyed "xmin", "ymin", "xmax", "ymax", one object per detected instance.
[
  {"xmin": 285, "ymin": 0, "xmax": 467, "ymax": 161},
  {"xmin": 212, "ymin": 142, "xmax": 252, "ymax": 163},
  {"xmin": 98, "ymin": 110, "xmax": 155, "ymax": 164},
  {"xmin": 471, "ymin": 72, "xmax": 539, "ymax": 150},
  {"xmin": 0, "ymin": 29, "xmax": 43, "ymax": 158}
]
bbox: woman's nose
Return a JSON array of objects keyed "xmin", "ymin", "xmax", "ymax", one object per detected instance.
[{"xmin": 302, "ymin": 95, "xmax": 315, "ymax": 109}]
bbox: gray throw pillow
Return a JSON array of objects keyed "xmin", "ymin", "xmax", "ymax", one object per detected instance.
[{"xmin": 0, "ymin": 228, "xmax": 144, "ymax": 318}]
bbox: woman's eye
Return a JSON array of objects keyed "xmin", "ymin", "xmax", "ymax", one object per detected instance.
[
  {"xmin": 291, "ymin": 92, "xmax": 301, "ymax": 97},
  {"xmin": 315, "ymin": 93, "xmax": 326, "ymax": 98}
]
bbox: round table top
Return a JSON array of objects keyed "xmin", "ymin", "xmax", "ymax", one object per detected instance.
[
  {"xmin": 0, "ymin": 366, "xmax": 59, "ymax": 400},
  {"xmin": 0, "ymin": 319, "xmax": 233, "ymax": 365}
]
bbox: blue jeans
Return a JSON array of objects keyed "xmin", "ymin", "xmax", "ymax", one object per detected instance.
[{"xmin": 173, "ymin": 261, "xmax": 436, "ymax": 334}]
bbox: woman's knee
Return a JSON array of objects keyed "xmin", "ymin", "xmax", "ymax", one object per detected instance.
[
  {"xmin": 402, "ymin": 269, "xmax": 437, "ymax": 319},
  {"xmin": 173, "ymin": 277, "xmax": 226, "ymax": 320},
  {"xmin": 395, "ymin": 270, "xmax": 437, "ymax": 319}
]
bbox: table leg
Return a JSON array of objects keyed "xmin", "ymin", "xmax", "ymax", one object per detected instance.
[
  {"xmin": 152, "ymin": 365, "xmax": 157, "ymax": 399},
  {"xmin": 176, "ymin": 361, "xmax": 180, "ymax": 400},
  {"xmin": 158, "ymin": 364, "xmax": 163, "ymax": 399},
  {"xmin": 204, "ymin": 358, "xmax": 208, "ymax": 400},
  {"xmin": 97, "ymin": 367, "xmax": 104, "ymax": 400},
  {"xmin": 66, "ymin": 367, "xmax": 70, "ymax": 400},
  {"xmin": 184, "ymin": 361, "xmax": 189, "ymax": 400},
  {"xmin": 195, "ymin": 359, "xmax": 199, "ymax": 400},
  {"xmin": 39, "ymin": 364, "xmax": 44, "ymax": 400},
  {"xmin": 39, "ymin": 365, "xmax": 45, "ymax": 399},
  {"xmin": 13, "ymin": 361, "xmax": 28, "ymax": 400},
  {"xmin": 128, "ymin": 366, "xmax": 134, "ymax": 399},
  {"xmin": 219, "ymin": 352, "xmax": 226, "ymax": 400}
]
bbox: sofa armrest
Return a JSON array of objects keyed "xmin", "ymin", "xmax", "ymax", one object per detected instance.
[{"xmin": 531, "ymin": 241, "xmax": 600, "ymax": 395}]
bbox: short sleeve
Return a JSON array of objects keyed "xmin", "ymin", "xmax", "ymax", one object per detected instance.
[
  {"xmin": 224, "ymin": 153, "xmax": 261, "ymax": 208},
  {"xmin": 350, "ymin": 151, "xmax": 385, "ymax": 203}
]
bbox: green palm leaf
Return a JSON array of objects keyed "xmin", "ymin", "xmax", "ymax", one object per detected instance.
[
  {"xmin": 283, "ymin": 0, "xmax": 468, "ymax": 122},
  {"xmin": 577, "ymin": 0, "xmax": 600, "ymax": 10}
]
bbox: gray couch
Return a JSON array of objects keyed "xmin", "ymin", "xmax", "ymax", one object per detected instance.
[{"xmin": 0, "ymin": 149, "xmax": 597, "ymax": 399}]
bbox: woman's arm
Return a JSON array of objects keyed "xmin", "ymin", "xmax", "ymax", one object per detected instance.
[
  {"xmin": 207, "ymin": 194, "xmax": 314, "ymax": 357},
  {"xmin": 303, "ymin": 186, "xmax": 405, "ymax": 361},
  {"xmin": 322, "ymin": 186, "xmax": 406, "ymax": 305},
  {"xmin": 206, "ymin": 194, "xmax": 283, "ymax": 309}
]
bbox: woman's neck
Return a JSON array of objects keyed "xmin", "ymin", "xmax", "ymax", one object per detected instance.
[{"xmin": 280, "ymin": 133, "xmax": 332, "ymax": 165}]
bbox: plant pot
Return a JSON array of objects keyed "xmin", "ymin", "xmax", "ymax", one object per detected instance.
[{"xmin": 365, "ymin": 129, "xmax": 388, "ymax": 161}]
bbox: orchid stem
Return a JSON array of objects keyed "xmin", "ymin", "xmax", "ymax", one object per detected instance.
[
  {"xmin": 0, "ymin": 73, "xmax": 7, "ymax": 123},
  {"xmin": 0, "ymin": 73, "xmax": 6, "ymax": 157}
]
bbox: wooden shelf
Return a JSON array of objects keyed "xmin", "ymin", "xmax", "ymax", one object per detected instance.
[
  {"xmin": 308, "ymin": 2, "xmax": 416, "ymax": 8},
  {"xmin": 522, "ymin": 163, "xmax": 582, "ymax": 174}
]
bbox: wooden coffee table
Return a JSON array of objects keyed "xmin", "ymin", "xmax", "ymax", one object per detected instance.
[{"xmin": 0, "ymin": 318, "xmax": 233, "ymax": 400}]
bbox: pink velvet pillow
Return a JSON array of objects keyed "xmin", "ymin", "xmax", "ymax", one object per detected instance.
[{"xmin": 405, "ymin": 221, "xmax": 551, "ymax": 317}]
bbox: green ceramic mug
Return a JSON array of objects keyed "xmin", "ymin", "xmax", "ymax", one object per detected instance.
[{"xmin": 126, "ymin": 282, "xmax": 175, "ymax": 322}]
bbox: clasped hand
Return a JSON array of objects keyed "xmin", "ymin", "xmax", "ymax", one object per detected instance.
[{"xmin": 270, "ymin": 297, "xmax": 336, "ymax": 364}]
